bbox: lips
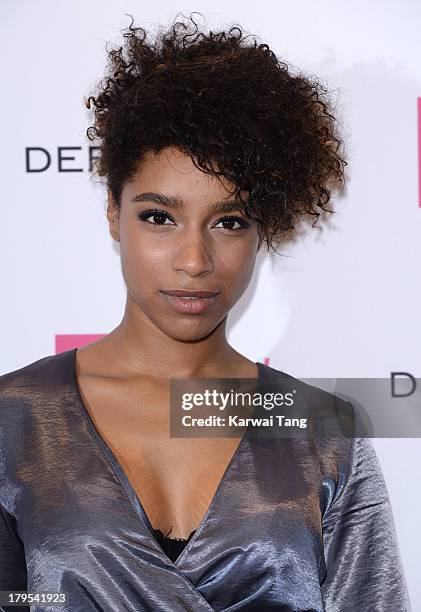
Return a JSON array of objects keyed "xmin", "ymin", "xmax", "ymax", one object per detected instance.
[
  {"xmin": 161, "ymin": 290, "xmax": 220, "ymax": 298},
  {"xmin": 160, "ymin": 289, "xmax": 220, "ymax": 314}
]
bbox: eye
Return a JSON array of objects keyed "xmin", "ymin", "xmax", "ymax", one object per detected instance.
[
  {"xmin": 137, "ymin": 209, "xmax": 175, "ymax": 226},
  {"xmin": 213, "ymin": 216, "xmax": 250, "ymax": 231}
]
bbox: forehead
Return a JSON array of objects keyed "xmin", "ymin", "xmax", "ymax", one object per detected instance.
[{"xmin": 123, "ymin": 146, "xmax": 241, "ymax": 204}]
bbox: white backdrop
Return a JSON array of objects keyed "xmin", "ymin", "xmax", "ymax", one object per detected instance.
[{"xmin": 2, "ymin": 1, "xmax": 420, "ymax": 608}]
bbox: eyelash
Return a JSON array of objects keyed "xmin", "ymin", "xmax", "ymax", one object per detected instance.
[{"xmin": 137, "ymin": 208, "xmax": 250, "ymax": 231}]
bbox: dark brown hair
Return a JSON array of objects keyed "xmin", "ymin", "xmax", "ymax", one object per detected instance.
[{"xmin": 86, "ymin": 13, "xmax": 347, "ymax": 253}]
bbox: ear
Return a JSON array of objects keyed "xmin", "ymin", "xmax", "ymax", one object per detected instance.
[{"xmin": 106, "ymin": 189, "xmax": 120, "ymax": 242}]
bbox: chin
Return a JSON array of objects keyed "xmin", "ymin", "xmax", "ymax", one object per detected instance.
[{"xmin": 158, "ymin": 319, "xmax": 222, "ymax": 343}]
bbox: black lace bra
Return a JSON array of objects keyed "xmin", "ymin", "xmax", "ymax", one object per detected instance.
[{"xmin": 152, "ymin": 526, "xmax": 197, "ymax": 562}]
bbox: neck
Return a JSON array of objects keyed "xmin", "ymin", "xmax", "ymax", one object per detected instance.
[{"xmin": 101, "ymin": 295, "xmax": 245, "ymax": 379}]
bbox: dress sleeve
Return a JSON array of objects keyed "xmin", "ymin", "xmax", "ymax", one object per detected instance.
[
  {"xmin": 0, "ymin": 502, "xmax": 28, "ymax": 611},
  {"xmin": 320, "ymin": 434, "xmax": 411, "ymax": 611}
]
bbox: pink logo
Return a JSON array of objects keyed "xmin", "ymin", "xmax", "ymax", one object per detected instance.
[{"xmin": 55, "ymin": 334, "xmax": 105, "ymax": 354}]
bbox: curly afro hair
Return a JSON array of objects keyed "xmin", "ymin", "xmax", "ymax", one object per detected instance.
[{"xmin": 86, "ymin": 13, "xmax": 347, "ymax": 253}]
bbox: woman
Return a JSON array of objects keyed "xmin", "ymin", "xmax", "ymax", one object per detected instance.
[{"xmin": 0, "ymin": 14, "xmax": 410, "ymax": 612}]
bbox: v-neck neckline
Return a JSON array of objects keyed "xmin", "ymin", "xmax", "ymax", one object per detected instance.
[{"xmin": 70, "ymin": 347, "xmax": 267, "ymax": 567}]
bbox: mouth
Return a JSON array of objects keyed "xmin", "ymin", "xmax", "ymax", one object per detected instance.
[{"xmin": 160, "ymin": 289, "xmax": 221, "ymax": 315}]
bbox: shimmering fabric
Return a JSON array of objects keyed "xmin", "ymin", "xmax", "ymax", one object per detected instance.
[{"xmin": 0, "ymin": 348, "xmax": 410, "ymax": 611}]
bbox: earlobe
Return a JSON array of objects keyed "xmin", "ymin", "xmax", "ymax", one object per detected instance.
[
  {"xmin": 106, "ymin": 190, "xmax": 120, "ymax": 242},
  {"xmin": 109, "ymin": 215, "xmax": 120, "ymax": 243}
]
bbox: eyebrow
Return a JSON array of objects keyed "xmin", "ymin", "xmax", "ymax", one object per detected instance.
[{"xmin": 130, "ymin": 192, "xmax": 246, "ymax": 214}]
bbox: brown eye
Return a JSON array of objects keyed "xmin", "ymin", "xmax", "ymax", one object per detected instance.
[
  {"xmin": 213, "ymin": 216, "xmax": 250, "ymax": 231},
  {"xmin": 137, "ymin": 209, "xmax": 175, "ymax": 225}
]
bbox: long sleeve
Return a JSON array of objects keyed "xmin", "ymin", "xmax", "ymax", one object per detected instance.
[
  {"xmin": 0, "ymin": 502, "xmax": 28, "ymax": 612},
  {"xmin": 320, "ymin": 435, "xmax": 411, "ymax": 611}
]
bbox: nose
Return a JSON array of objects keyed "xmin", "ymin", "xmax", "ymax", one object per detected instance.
[{"xmin": 172, "ymin": 230, "xmax": 214, "ymax": 277}]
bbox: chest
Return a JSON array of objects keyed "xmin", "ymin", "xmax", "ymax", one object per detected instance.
[{"xmin": 75, "ymin": 371, "xmax": 248, "ymax": 538}]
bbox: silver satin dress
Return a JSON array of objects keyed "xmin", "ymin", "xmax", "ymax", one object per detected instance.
[{"xmin": 0, "ymin": 348, "xmax": 411, "ymax": 611}]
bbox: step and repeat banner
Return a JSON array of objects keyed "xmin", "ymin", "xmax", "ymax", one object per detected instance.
[{"xmin": 2, "ymin": 1, "xmax": 421, "ymax": 607}]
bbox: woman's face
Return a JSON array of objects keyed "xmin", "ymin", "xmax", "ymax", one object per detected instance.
[{"xmin": 108, "ymin": 146, "xmax": 261, "ymax": 341}]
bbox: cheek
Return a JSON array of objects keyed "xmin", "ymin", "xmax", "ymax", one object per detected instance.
[
  {"xmin": 119, "ymin": 232, "xmax": 169, "ymax": 287},
  {"xmin": 217, "ymin": 240, "xmax": 257, "ymax": 292},
  {"xmin": 213, "ymin": 232, "xmax": 257, "ymax": 277}
]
